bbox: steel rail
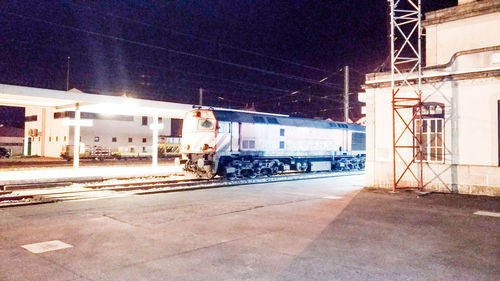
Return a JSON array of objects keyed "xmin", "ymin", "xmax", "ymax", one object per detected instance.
[{"xmin": 0, "ymin": 170, "xmax": 364, "ymax": 207}]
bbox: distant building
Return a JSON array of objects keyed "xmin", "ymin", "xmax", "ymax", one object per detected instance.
[
  {"xmin": 25, "ymin": 108, "xmax": 183, "ymax": 158},
  {"xmin": 3, "ymin": 85, "xmax": 195, "ymax": 159},
  {"xmin": 363, "ymin": 0, "xmax": 500, "ymax": 195},
  {"xmin": 0, "ymin": 125, "xmax": 24, "ymax": 156}
]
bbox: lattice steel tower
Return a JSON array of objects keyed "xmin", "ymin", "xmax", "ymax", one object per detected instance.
[{"xmin": 388, "ymin": 0, "xmax": 423, "ymax": 191}]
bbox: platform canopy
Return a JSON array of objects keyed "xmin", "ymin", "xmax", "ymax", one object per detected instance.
[{"xmin": 0, "ymin": 83, "xmax": 194, "ymax": 118}]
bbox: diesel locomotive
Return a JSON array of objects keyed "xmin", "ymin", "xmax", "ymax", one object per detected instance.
[{"xmin": 180, "ymin": 108, "xmax": 366, "ymax": 179}]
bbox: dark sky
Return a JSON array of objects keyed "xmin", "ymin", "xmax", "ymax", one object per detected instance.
[{"xmin": 0, "ymin": 0, "xmax": 456, "ymax": 127}]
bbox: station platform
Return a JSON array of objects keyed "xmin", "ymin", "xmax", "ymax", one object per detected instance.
[{"xmin": 0, "ymin": 164, "xmax": 183, "ymax": 188}]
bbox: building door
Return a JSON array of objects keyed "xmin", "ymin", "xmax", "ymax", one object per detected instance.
[{"xmin": 231, "ymin": 122, "xmax": 240, "ymax": 152}]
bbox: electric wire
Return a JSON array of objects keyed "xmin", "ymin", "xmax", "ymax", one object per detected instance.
[
  {"xmin": 1, "ymin": 39, "xmax": 296, "ymax": 95},
  {"xmin": 2, "ymin": 11, "xmax": 340, "ymax": 88},
  {"xmin": 70, "ymin": 2, "xmax": 337, "ymax": 75}
]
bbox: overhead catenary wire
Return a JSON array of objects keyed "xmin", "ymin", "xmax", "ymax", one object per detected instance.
[
  {"xmin": 253, "ymin": 69, "xmax": 343, "ymax": 106},
  {"xmin": 3, "ymin": 11, "xmax": 340, "ymax": 88},
  {"xmin": 70, "ymin": 2, "xmax": 337, "ymax": 75},
  {"xmin": 2, "ymin": 39, "xmax": 296, "ymax": 95},
  {"xmin": 0, "ymin": 56, "xmax": 282, "ymax": 104},
  {"xmin": 164, "ymin": 76, "xmax": 287, "ymax": 97}
]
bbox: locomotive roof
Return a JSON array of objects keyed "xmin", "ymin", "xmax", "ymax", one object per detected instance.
[{"xmin": 211, "ymin": 110, "xmax": 365, "ymax": 132}]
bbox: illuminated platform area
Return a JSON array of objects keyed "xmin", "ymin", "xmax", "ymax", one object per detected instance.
[
  {"xmin": 0, "ymin": 164, "xmax": 183, "ymax": 187},
  {"xmin": 0, "ymin": 83, "xmax": 195, "ymax": 169}
]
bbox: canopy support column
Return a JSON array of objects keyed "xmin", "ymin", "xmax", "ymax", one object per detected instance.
[
  {"xmin": 23, "ymin": 136, "xmax": 29, "ymax": 156},
  {"xmin": 150, "ymin": 116, "xmax": 162, "ymax": 167},
  {"xmin": 73, "ymin": 103, "xmax": 80, "ymax": 169}
]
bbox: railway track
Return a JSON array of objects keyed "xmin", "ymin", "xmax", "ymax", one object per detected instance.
[{"xmin": 0, "ymin": 170, "xmax": 364, "ymax": 208}]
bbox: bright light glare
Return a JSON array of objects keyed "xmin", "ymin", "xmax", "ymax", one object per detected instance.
[
  {"xmin": 64, "ymin": 119, "xmax": 93, "ymax": 127},
  {"xmin": 90, "ymin": 101, "xmax": 138, "ymax": 115},
  {"xmin": 149, "ymin": 123, "xmax": 164, "ymax": 130},
  {"xmin": 0, "ymin": 165, "xmax": 183, "ymax": 182}
]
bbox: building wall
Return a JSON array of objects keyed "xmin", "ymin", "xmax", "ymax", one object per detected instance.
[
  {"xmin": 25, "ymin": 107, "xmax": 70, "ymax": 158},
  {"xmin": 364, "ymin": 1, "xmax": 500, "ymax": 195},
  {"xmin": 364, "ymin": 49, "xmax": 500, "ymax": 195},
  {"xmin": 25, "ymin": 108, "xmax": 180, "ymax": 157},
  {"xmin": 424, "ymin": 3, "xmax": 500, "ymax": 66},
  {"xmin": 74, "ymin": 116, "xmax": 172, "ymax": 155}
]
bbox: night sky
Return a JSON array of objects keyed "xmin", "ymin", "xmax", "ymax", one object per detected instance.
[{"xmin": 0, "ymin": 0, "xmax": 457, "ymax": 128}]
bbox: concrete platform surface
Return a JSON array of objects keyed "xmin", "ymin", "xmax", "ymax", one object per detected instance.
[{"xmin": 0, "ymin": 175, "xmax": 499, "ymax": 281}]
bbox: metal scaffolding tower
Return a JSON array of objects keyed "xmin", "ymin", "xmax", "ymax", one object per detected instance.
[{"xmin": 388, "ymin": 0, "xmax": 423, "ymax": 191}]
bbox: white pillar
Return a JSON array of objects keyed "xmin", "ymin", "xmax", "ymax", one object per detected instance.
[
  {"xmin": 151, "ymin": 116, "xmax": 159, "ymax": 167},
  {"xmin": 23, "ymin": 136, "xmax": 29, "ymax": 156},
  {"xmin": 73, "ymin": 104, "xmax": 80, "ymax": 169}
]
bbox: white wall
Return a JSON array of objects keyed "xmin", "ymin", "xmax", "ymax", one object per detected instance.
[
  {"xmin": 364, "ymin": 51, "xmax": 500, "ymax": 195},
  {"xmin": 77, "ymin": 116, "xmax": 172, "ymax": 154},
  {"xmin": 26, "ymin": 108, "xmax": 177, "ymax": 157},
  {"xmin": 425, "ymin": 11, "xmax": 500, "ymax": 66},
  {"xmin": 25, "ymin": 107, "xmax": 70, "ymax": 157}
]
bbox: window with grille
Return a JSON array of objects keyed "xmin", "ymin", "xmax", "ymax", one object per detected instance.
[{"xmin": 415, "ymin": 103, "xmax": 445, "ymax": 162}]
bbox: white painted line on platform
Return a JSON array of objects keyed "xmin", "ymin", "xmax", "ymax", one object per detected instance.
[
  {"xmin": 21, "ymin": 240, "xmax": 73, "ymax": 254},
  {"xmin": 323, "ymin": 196, "xmax": 343, "ymax": 200},
  {"xmin": 473, "ymin": 211, "xmax": 500, "ymax": 218}
]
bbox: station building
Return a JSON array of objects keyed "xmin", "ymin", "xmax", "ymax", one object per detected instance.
[
  {"xmin": 25, "ymin": 105, "xmax": 183, "ymax": 158},
  {"xmin": 0, "ymin": 83, "xmax": 194, "ymax": 162},
  {"xmin": 363, "ymin": 0, "xmax": 500, "ymax": 195}
]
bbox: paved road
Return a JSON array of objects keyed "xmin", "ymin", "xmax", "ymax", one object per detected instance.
[{"xmin": 0, "ymin": 174, "xmax": 498, "ymax": 280}]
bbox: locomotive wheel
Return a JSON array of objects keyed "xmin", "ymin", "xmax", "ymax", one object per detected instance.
[
  {"xmin": 261, "ymin": 168, "xmax": 271, "ymax": 177},
  {"xmin": 184, "ymin": 170, "xmax": 199, "ymax": 178},
  {"xmin": 240, "ymin": 169, "xmax": 253, "ymax": 178},
  {"xmin": 205, "ymin": 170, "xmax": 216, "ymax": 179}
]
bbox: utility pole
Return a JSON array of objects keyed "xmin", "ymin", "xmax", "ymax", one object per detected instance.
[
  {"xmin": 66, "ymin": 56, "xmax": 71, "ymax": 91},
  {"xmin": 199, "ymin": 88, "xmax": 203, "ymax": 106},
  {"xmin": 343, "ymin": 65, "xmax": 349, "ymax": 123}
]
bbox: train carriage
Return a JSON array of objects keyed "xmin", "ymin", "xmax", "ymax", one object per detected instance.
[{"xmin": 180, "ymin": 108, "xmax": 365, "ymax": 178}]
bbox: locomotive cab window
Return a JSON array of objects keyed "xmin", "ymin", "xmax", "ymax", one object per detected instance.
[
  {"xmin": 280, "ymin": 128, "xmax": 285, "ymax": 136},
  {"xmin": 198, "ymin": 119, "xmax": 214, "ymax": 130}
]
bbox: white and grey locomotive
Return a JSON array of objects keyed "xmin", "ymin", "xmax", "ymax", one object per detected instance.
[{"xmin": 180, "ymin": 108, "xmax": 365, "ymax": 179}]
